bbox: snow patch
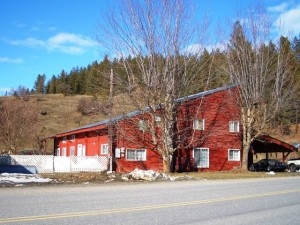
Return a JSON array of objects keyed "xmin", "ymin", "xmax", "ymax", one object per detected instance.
[
  {"xmin": 121, "ymin": 168, "xmax": 193, "ymax": 181},
  {"xmin": 265, "ymin": 171, "xmax": 276, "ymax": 175},
  {"xmin": 0, "ymin": 173, "xmax": 52, "ymax": 186}
]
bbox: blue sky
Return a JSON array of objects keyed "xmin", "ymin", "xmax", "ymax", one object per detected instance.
[{"xmin": 1, "ymin": 0, "xmax": 300, "ymax": 95}]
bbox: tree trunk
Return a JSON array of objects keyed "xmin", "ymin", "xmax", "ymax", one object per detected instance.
[
  {"xmin": 241, "ymin": 107, "xmax": 253, "ymax": 170},
  {"xmin": 162, "ymin": 158, "xmax": 171, "ymax": 173}
]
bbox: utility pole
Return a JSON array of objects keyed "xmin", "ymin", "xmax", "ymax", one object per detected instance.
[{"xmin": 108, "ymin": 68, "xmax": 114, "ymax": 172}]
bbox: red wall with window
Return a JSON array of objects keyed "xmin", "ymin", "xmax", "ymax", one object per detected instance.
[{"xmin": 174, "ymin": 88, "xmax": 241, "ymax": 171}]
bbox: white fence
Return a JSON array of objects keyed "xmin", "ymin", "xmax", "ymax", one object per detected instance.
[{"xmin": 0, "ymin": 155, "xmax": 109, "ymax": 173}]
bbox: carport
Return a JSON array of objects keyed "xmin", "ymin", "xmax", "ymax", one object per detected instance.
[{"xmin": 250, "ymin": 135, "xmax": 298, "ymax": 165}]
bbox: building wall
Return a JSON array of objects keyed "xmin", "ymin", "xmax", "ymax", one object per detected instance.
[
  {"xmin": 55, "ymin": 128, "xmax": 109, "ymax": 157},
  {"xmin": 113, "ymin": 87, "xmax": 241, "ymax": 172},
  {"xmin": 174, "ymin": 88, "xmax": 241, "ymax": 171},
  {"xmin": 114, "ymin": 115, "xmax": 163, "ymax": 173},
  {"xmin": 53, "ymin": 87, "xmax": 242, "ymax": 173}
]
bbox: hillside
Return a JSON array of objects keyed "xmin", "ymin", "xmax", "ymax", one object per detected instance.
[
  {"xmin": 0, "ymin": 92, "xmax": 138, "ymax": 154},
  {"xmin": 0, "ymin": 94, "xmax": 108, "ymax": 154},
  {"xmin": 35, "ymin": 94, "xmax": 104, "ymax": 135}
]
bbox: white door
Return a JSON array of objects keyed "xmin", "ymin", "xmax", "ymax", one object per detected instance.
[
  {"xmin": 77, "ymin": 144, "xmax": 82, "ymax": 157},
  {"xmin": 77, "ymin": 144, "xmax": 86, "ymax": 157}
]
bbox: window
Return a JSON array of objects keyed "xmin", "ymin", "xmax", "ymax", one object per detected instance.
[
  {"xmin": 62, "ymin": 137, "xmax": 67, "ymax": 143},
  {"xmin": 126, "ymin": 149, "xmax": 146, "ymax": 161},
  {"xmin": 155, "ymin": 116, "xmax": 162, "ymax": 122},
  {"xmin": 229, "ymin": 121, "xmax": 239, "ymax": 132},
  {"xmin": 138, "ymin": 120, "xmax": 148, "ymax": 131},
  {"xmin": 101, "ymin": 144, "xmax": 109, "ymax": 155},
  {"xmin": 155, "ymin": 116, "xmax": 162, "ymax": 126},
  {"xmin": 70, "ymin": 146, "xmax": 76, "ymax": 156},
  {"xmin": 193, "ymin": 148, "xmax": 209, "ymax": 168},
  {"xmin": 228, "ymin": 149, "xmax": 240, "ymax": 161},
  {"xmin": 62, "ymin": 147, "xmax": 67, "ymax": 156},
  {"xmin": 70, "ymin": 135, "xmax": 76, "ymax": 142},
  {"xmin": 193, "ymin": 119, "xmax": 205, "ymax": 130}
]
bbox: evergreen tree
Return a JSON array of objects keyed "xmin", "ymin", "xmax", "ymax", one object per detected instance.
[{"xmin": 34, "ymin": 74, "xmax": 46, "ymax": 94}]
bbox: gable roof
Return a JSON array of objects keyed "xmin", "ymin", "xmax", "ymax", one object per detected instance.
[{"xmin": 54, "ymin": 84, "xmax": 238, "ymax": 137}]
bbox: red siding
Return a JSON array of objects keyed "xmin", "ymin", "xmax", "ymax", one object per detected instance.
[
  {"xmin": 174, "ymin": 88, "xmax": 241, "ymax": 171},
  {"xmin": 56, "ymin": 129, "xmax": 109, "ymax": 157},
  {"xmin": 53, "ymin": 86, "xmax": 242, "ymax": 173}
]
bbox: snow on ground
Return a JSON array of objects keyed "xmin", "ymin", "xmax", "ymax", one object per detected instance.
[{"xmin": 0, "ymin": 173, "xmax": 52, "ymax": 186}]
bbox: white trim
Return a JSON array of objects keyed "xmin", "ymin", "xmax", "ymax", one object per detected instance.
[
  {"xmin": 126, "ymin": 149, "xmax": 147, "ymax": 161},
  {"xmin": 101, "ymin": 143, "xmax": 109, "ymax": 155},
  {"xmin": 229, "ymin": 121, "xmax": 239, "ymax": 132},
  {"xmin": 138, "ymin": 120, "xmax": 148, "ymax": 131},
  {"xmin": 193, "ymin": 119, "xmax": 205, "ymax": 130},
  {"xmin": 193, "ymin": 148, "xmax": 209, "ymax": 168},
  {"xmin": 62, "ymin": 147, "xmax": 67, "ymax": 156},
  {"xmin": 70, "ymin": 146, "xmax": 76, "ymax": 156},
  {"xmin": 228, "ymin": 149, "xmax": 240, "ymax": 161},
  {"xmin": 155, "ymin": 116, "xmax": 162, "ymax": 122}
]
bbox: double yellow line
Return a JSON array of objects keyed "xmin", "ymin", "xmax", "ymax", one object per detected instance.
[{"xmin": 1, "ymin": 189, "xmax": 299, "ymax": 224}]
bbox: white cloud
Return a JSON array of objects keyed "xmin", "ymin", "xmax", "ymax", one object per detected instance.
[
  {"xmin": 0, "ymin": 56, "xmax": 23, "ymax": 64},
  {"xmin": 267, "ymin": 2, "xmax": 289, "ymax": 13},
  {"xmin": 277, "ymin": 4, "xmax": 300, "ymax": 34},
  {"xmin": 8, "ymin": 33, "xmax": 99, "ymax": 55},
  {"xmin": 269, "ymin": 2, "xmax": 300, "ymax": 36}
]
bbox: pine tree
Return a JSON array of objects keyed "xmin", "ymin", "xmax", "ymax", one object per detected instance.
[{"xmin": 34, "ymin": 74, "xmax": 46, "ymax": 94}]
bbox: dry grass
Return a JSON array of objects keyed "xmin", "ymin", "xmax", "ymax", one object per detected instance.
[{"xmin": 0, "ymin": 94, "xmax": 107, "ymax": 153}]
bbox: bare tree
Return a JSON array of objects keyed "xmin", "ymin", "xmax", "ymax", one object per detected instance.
[
  {"xmin": 97, "ymin": 0, "xmax": 215, "ymax": 172},
  {"xmin": 223, "ymin": 4, "xmax": 298, "ymax": 169},
  {"xmin": 0, "ymin": 98, "xmax": 38, "ymax": 154}
]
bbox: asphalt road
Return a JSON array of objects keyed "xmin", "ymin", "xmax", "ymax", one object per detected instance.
[{"xmin": 1, "ymin": 177, "xmax": 300, "ymax": 225}]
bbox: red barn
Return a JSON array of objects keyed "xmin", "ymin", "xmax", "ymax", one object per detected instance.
[{"xmin": 51, "ymin": 85, "xmax": 242, "ymax": 173}]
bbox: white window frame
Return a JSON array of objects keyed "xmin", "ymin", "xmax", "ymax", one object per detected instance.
[
  {"xmin": 228, "ymin": 149, "xmax": 240, "ymax": 161},
  {"xmin": 193, "ymin": 119, "xmax": 205, "ymax": 130},
  {"xmin": 126, "ymin": 149, "xmax": 147, "ymax": 161},
  {"xmin": 70, "ymin": 146, "xmax": 76, "ymax": 156},
  {"xmin": 229, "ymin": 121, "xmax": 239, "ymax": 132},
  {"xmin": 70, "ymin": 134, "xmax": 76, "ymax": 142},
  {"xmin": 155, "ymin": 116, "xmax": 162, "ymax": 126},
  {"xmin": 155, "ymin": 116, "xmax": 161, "ymax": 122},
  {"xmin": 56, "ymin": 148, "xmax": 60, "ymax": 156},
  {"xmin": 193, "ymin": 148, "xmax": 209, "ymax": 168},
  {"xmin": 62, "ymin": 136, "xmax": 67, "ymax": 143},
  {"xmin": 101, "ymin": 143, "xmax": 109, "ymax": 155},
  {"xmin": 62, "ymin": 147, "xmax": 67, "ymax": 156},
  {"xmin": 138, "ymin": 120, "xmax": 148, "ymax": 131}
]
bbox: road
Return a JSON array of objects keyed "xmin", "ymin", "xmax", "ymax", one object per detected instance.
[{"xmin": 1, "ymin": 177, "xmax": 300, "ymax": 225}]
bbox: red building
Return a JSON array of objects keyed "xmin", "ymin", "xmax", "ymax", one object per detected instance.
[{"xmin": 51, "ymin": 85, "xmax": 242, "ymax": 173}]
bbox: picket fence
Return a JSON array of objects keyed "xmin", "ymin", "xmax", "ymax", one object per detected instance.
[{"xmin": 0, "ymin": 155, "xmax": 109, "ymax": 173}]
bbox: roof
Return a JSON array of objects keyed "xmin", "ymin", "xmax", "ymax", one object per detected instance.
[
  {"xmin": 251, "ymin": 135, "xmax": 297, "ymax": 153},
  {"xmin": 54, "ymin": 84, "xmax": 238, "ymax": 137}
]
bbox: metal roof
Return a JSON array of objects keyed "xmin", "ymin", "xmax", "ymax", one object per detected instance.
[
  {"xmin": 251, "ymin": 135, "xmax": 297, "ymax": 153},
  {"xmin": 55, "ymin": 84, "xmax": 238, "ymax": 136}
]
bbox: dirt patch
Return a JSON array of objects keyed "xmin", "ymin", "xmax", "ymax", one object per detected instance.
[
  {"xmin": 40, "ymin": 169, "xmax": 300, "ymax": 185},
  {"xmin": 41, "ymin": 171, "xmax": 124, "ymax": 184}
]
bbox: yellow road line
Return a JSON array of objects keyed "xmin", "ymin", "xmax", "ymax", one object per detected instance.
[{"xmin": 1, "ymin": 189, "xmax": 299, "ymax": 224}]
